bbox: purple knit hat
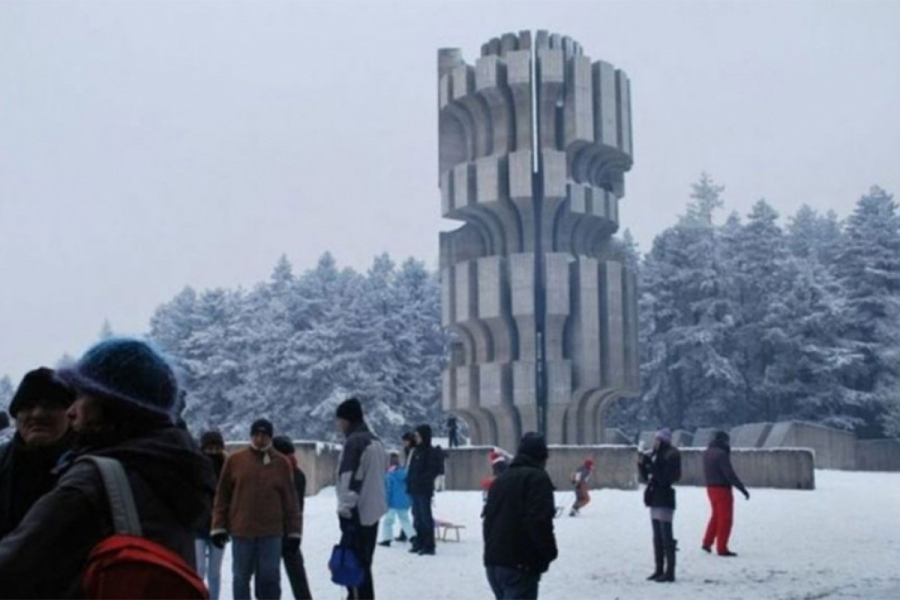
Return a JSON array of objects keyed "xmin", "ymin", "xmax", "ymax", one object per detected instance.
[{"xmin": 655, "ymin": 428, "xmax": 672, "ymax": 444}]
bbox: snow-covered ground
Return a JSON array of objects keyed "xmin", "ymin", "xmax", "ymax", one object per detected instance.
[{"xmin": 219, "ymin": 470, "xmax": 900, "ymax": 599}]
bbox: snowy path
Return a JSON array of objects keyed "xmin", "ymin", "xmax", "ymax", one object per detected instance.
[{"xmin": 218, "ymin": 470, "xmax": 900, "ymax": 599}]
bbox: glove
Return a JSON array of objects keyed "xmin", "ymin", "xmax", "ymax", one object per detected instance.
[
  {"xmin": 283, "ymin": 537, "xmax": 301, "ymax": 555},
  {"xmin": 211, "ymin": 532, "xmax": 230, "ymax": 549},
  {"xmin": 742, "ymin": 489, "xmax": 750, "ymax": 500}
]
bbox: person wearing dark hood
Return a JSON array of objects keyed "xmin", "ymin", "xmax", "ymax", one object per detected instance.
[
  {"xmin": 212, "ymin": 418, "xmax": 302, "ymax": 600},
  {"xmin": 702, "ymin": 430, "xmax": 750, "ymax": 557},
  {"xmin": 335, "ymin": 398, "xmax": 388, "ymax": 600},
  {"xmin": 446, "ymin": 416, "xmax": 459, "ymax": 448},
  {"xmin": 196, "ymin": 430, "xmax": 228, "ymax": 599},
  {"xmin": 0, "ymin": 338, "xmax": 216, "ymax": 598},
  {"xmin": 482, "ymin": 432, "xmax": 557, "ymax": 600},
  {"xmin": 272, "ymin": 435, "xmax": 312, "ymax": 600},
  {"xmin": 0, "ymin": 367, "xmax": 75, "ymax": 540},
  {"xmin": 638, "ymin": 428, "xmax": 682, "ymax": 583},
  {"xmin": 406, "ymin": 423, "xmax": 442, "ymax": 556}
]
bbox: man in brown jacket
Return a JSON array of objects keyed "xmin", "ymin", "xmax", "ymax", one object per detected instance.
[{"xmin": 211, "ymin": 418, "xmax": 301, "ymax": 600}]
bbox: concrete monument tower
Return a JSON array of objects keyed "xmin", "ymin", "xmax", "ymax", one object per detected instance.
[{"xmin": 438, "ymin": 31, "xmax": 639, "ymax": 449}]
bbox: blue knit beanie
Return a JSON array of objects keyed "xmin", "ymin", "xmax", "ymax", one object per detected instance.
[{"xmin": 56, "ymin": 338, "xmax": 178, "ymax": 420}]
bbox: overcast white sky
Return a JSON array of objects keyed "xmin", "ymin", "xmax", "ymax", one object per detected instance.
[{"xmin": 1, "ymin": 0, "xmax": 898, "ymax": 383}]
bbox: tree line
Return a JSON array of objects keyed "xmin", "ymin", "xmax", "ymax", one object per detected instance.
[
  {"xmin": 608, "ymin": 176, "xmax": 899, "ymax": 438},
  {"xmin": 1, "ymin": 176, "xmax": 897, "ymax": 441}
]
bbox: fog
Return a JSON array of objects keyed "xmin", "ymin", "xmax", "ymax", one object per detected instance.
[{"xmin": 1, "ymin": 0, "xmax": 898, "ymax": 381}]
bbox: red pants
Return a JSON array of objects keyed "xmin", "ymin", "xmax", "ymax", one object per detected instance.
[
  {"xmin": 573, "ymin": 483, "xmax": 591, "ymax": 510},
  {"xmin": 703, "ymin": 486, "xmax": 734, "ymax": 554}
]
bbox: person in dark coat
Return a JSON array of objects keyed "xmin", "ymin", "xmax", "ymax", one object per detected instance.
[
  {"xmin": 446, "ymin": 416, "xmax": 459, "ymax": 448},
  {"xmin": 0, "ymin": 367, "xmax": 75, "ymax": 540},
  {"xmin": 406, "ymin": 424, "xmax": 442, "ymax": 555},
  {"xmin": 0, "ymin": 338, "xmax": 216, "ymax": 599},
  {"xmin": 482, "ymin": 432, "xmax": 558, "ymax": 600},
  {"xmin": 196, "ymin": 430, "xmax": 228, "ymax": 599},
  {"xmin": 273, "ymin": 435, "xmax": 312, "ymax": 600},
  {"xmin": 637, "ymin": 428, "xmax": 682, "ymax": 583},
  {"xmin": 702, "ymin": 430, "xmax": 750, "ymax": 556}
]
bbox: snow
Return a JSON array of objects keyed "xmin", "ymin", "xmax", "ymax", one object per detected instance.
[{"xmin": 217, "ymin": 470, "xmax": 900, "ymax": 599}]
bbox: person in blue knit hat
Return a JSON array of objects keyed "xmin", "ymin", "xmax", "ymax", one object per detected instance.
[{"xmin": 0, "ymin": 338, "xmax": 216, "ymax": 598}]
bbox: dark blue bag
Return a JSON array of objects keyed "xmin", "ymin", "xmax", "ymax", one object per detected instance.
[{"xmin": 328, "ymin": 544, "xmax": 364, "ymax": 587}]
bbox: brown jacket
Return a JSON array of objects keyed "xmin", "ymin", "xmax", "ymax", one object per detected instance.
[{"xmin": 211, "ymin": 446, "xmax": 302, "ymax": 538}]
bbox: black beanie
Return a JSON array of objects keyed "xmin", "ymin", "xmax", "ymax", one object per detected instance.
[
  {"xmin": 336, "ymin": 398, "xmax": 363, "ymax": 423},
  {"xmin": 200, "ymin": 430, "xmax": 225, "ymax": 449},
  {"xmin": 250, "ymin": 418, "xmax": 274, "ymax": 437},
  {"xmin": 9, "ymin": 367, "xmax": 76, "ymax": 416},
  {"xmin": 272, "ymin": 435, "xmax": 295, "ymax": 455},
  {"xmin": 517, "ymin": 432, "xmax": 549, "ymax": 462}
]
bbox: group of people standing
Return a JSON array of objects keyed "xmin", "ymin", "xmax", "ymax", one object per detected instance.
[
  {"xmin": 637, "ymin": 427, "xmax": 751, "ymax": 586},
  {"xmin": 0, "ymin": 339, "xmax": 448, "ymax": 600},
  {"xmin": 0, "ymin": 338, "xmax": 217, "ymax": 598},
  {"xmin": 199, "ymin": 418, "xmax": 310, "ymax": 600},
  {"xmin": 481, "ymin": 426, "xmax": 751, "ymax": 599},
  {"xmin": 0, "ymin": 335, "xmax": 752, "ymax": 600}
]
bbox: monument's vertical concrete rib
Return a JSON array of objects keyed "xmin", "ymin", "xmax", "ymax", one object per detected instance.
[{"xmin": 439, "ymin": 32, "xmax": 639, "ymax": 446}]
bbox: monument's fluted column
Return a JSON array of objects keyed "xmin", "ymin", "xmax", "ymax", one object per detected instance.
[{"xmin": 439, "ymin": 31, "xmax": 639, "ymax": 447}]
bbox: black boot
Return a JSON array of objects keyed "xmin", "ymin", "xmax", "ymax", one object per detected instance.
[
  {"xmin": 657, "ymin": 522, "xmax": 676, "ymax": 583},
  {"xmin": 647, "ymin": 520, "xmax": 664, "ymax": 581},
  {"xmin": 395, "ymin": 531, "xmax": 408, "ymax": 542}
]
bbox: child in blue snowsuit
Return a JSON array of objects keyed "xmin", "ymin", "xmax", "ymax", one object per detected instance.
[{"xmin": 379, "ymin": 452, "xmax": 416, "ymax": 546}]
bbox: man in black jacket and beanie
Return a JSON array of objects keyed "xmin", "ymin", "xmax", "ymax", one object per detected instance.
[
  {"xmin": 482, "ymin": 432, "xmax": 558, "ymax": 600},
  {"xmin": 406, "ymin": 424, "xmax": 442, "ymax": 555},
  {"xmin": 0, "ymin": 338, "xmax": 216, "ymax": 598},
  {"xmin": 273, "ymin": 435, "xmax": 312, "ymax": 600},
  {"xmin": 0, "ymin": 367, "xmax": 75, "ymax": 540}
]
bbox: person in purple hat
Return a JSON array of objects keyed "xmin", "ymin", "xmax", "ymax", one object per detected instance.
[{"xmin": 638, "ymin": 427, "xmax": 682, "ymax": 583}]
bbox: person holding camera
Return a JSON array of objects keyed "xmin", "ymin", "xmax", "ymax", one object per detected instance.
[{"xmin": 638, "ymin": 428, "xmax": 682, "ymax": 583}]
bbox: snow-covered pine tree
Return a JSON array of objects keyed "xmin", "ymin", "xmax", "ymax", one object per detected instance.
[
  {"xmin": 0, "ymin": 375, "xmax": 13, "ymax": 412},
  {"xmin": 832, "ymin": 186, "xmax": 900, "ymax": 436},
  {"xmin": 787, "ymin": 205, "xmax": 842, "ymax": 267},
  {"xmin": 638, "ymin": 175, "xmax": 741, "ymax": 430},
  {"xmin": 722, "ymin": 199, "xmax": 795, "ymax": 423}
]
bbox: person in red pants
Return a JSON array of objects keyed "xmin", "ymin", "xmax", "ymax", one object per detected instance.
[{"xmin": 702, "ymin": 431, "xmax": 750, "ymax": 556}]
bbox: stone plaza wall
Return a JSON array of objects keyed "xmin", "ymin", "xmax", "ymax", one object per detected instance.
[
  {"xmin": 764, "ymin": 422, "xmax": 857, "ymax": 470},
  {"xmin": 855, "ymin": 439, "xmax": 900, "ymax": 472},
  {"xmin": 678, "ymin": 448, "xmax": 815, "ymax": 490},
  {"xmin": 668, "ymin": 421, "xmax": 898, "ymax": 471},
  {"xmin": 444, "ymin": 446, "xmax": 499, "ymax": 491},
  {"xmin": 443, "ymin": 445, "xmax": 814, "ymax": 490},
  {"xmin": 729, "ymin": 422, "xmax": 774, "ymax": 448},
  {"xmin": 544, "ymin": 445, "xmax": 639, "ymax": 490}
]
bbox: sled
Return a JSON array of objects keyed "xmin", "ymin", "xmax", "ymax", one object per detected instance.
[{"xmin": 434, "ymin": 519, "xmax": 465, "ymax": 542}]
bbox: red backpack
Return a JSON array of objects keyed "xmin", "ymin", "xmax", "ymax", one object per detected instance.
[{"xmin": 79, "ymin": 456, "xmax": 210, "ymax": 600}]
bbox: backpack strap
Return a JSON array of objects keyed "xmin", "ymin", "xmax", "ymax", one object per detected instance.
[{"xmin": 78, "ymin": 456, "xmax": 143, "ymax": 537}]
